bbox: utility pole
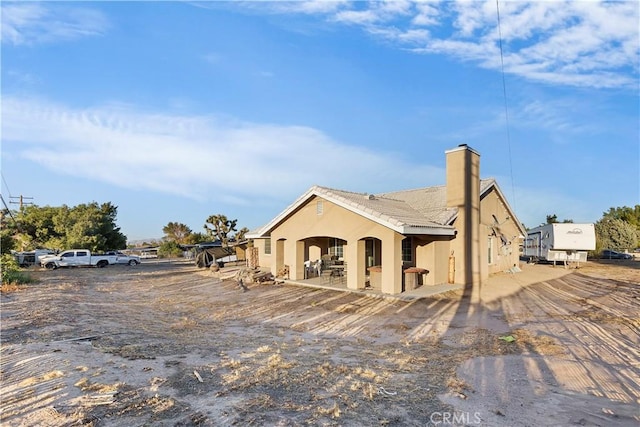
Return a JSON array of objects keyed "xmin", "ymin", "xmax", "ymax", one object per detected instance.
[{"xmin": 9, "ymin": 195, "xmax": 34, "ymax": 210}]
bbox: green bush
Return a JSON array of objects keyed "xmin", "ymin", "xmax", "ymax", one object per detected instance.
[
  {"xmin": 1, "ymin": 254, "xmax": 35, "ymax": 285},
  {"xmin": 157, "ymin": 240, "xmax": 183, "ymax": 258}
]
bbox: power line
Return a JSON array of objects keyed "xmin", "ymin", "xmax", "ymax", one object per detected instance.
[
  {"xmin": 1, "ymin": 173, "xmax": 13, "ymax": 198},
  {"xmin": 496, "ymin": 0, "xmax": 517, "ymax": 213},
  {"xmin": 1, "ymin": 194, "xmax": 27, "ymax": 250},
  {"xmin": 0, "ymin": 194, "xmax": 20, "ymax": 229}
]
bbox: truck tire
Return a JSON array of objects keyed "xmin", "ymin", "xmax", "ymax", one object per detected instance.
[
  {"xmin": 97, "ymin": 260, "xmax": 108, "ymax": 268},
  {"xmin": 45, "ymin": 262, "xmax": 57, "ymax": 270}
]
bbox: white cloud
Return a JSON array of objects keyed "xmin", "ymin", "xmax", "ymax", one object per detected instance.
[
  {"xmin": 254, "ymin": 0, "xmax": 639, "ymax": 89},
  {"xmin": 236, "ymin": 0, "xmax": 350, "ymax": 16},
  {"xmin": 412, "ymin": 3, "xmax": 442, "ymax": 27},
  {"xmin": 1, "ymin": 3, "xmax": 109, "ymax": 45},
  {"xmin": 2, "ymin": 97, "xmax": 444, "ymax": 205}
]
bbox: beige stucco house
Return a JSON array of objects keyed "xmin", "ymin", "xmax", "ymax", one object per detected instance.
[{"xmin": 248, "ymin": 145, "xmax": 526, "ymax": 295}]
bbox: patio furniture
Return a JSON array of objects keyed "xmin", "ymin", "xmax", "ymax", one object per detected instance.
[
  {"xmin": 404, "ymin": 267, "xmax": 429, "ymax": 290},
  {"xmin": 321, "ymin": 269, "xmax": 334, "ymax": 284}
]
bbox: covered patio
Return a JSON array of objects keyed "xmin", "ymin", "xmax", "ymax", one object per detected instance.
[{"xmin": 281, "ymin": 274, "xmax": 464, "ymax": 301}]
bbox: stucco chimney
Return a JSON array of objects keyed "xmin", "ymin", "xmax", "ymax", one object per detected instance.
[
  {"xmin": 445, "ymin": 144, "xmax": 481, "ymax": 288},
  {"xmin": 446, "ymin": 144, "xmax": 480, "ymax": 208}
]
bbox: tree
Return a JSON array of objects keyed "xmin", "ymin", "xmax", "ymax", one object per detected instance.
[
  {"xmin": 600, "ymin": 205, "xmax": 640, "ymax": 248},
  {"xmin": 602, "ymin": 205, "xmax": 640, "ymax": 228},
  {"xmin": 595, "ymin": 218, "xmax": 638, "ymax": 252},
  {"xmin": 9, "ymin": 202, "xmax": 126, "ymax": 252},
  {"xmin": 157, "ymin": 240, "xmax": 183, "ymax": 258},
  {"xmin": 184, "ymin": 232, "xmax": 209, "ymax": 245},
  {"xmin": 235, "ymin": 227, "xmax": 249, "ymax": 242},
  {"xmin": 162, "ymin": 222, "xmax": 193, "ymax": 244},
  {"xmin": 204, "ymin": 214, "xmax": 238, "ymax": 247},
  {"xmin": 1, "ymin": 230, "xmax": 15, "ymax": 254},
  {"xmin": 543, "ymin": 214, "xmax": 573, "ymax": 226},
  {"xmin": 12, "ymin": 205, "xmax": 60, "ymax": 249}
]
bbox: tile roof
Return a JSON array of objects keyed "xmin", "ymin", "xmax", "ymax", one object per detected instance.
[
  {"xmin": 313, "ymin": 186, "xmax": 449, "ymax": 229},
  {"xmin": 248, "ymin": 178, "xmax": 507, "ymax": 238},
  {"xmin": 376, "ymin": 178, "xmax": 496, "ymax": 225}
]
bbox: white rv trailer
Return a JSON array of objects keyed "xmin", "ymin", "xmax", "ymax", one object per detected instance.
[{"xmin": 523, "ymin": 223, "xmax": 596, "ymax": 264}]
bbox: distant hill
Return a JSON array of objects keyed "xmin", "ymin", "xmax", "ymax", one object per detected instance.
[{"xmin": 127, "ymin": 238, "xmax": 163, "ymax": 247}]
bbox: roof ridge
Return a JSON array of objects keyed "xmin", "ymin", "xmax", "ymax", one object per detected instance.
[
  {"xmin": 377, "ymin": 184, "xmax": 445, "ymax": 196},
  {"xmin": 317, "ymin": 185, "xmax": 407, "ymax": 203},
  {"xmin": 378, "ymin": 178, "xmax": 496, "ymax": 196},
  {"xmin": 314, "ymin": 185, "xmax": 367, "ymax": 196}
]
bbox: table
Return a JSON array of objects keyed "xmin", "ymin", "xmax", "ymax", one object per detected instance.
[{"xmin": 327, "ymin": 265, "xmax": 346, "ymax": 282}]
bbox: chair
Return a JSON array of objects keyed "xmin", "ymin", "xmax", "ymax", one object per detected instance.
[
  {"xmin": 339, "ymin": 263, "xmax": 347, "ymax": 284},
  {"xmin": 321, "ymin": 268, "xmax": 334, "ymax": 284}
]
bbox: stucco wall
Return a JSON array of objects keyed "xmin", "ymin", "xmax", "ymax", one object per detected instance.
[
  {"xmin": 255, "ymin": 181, "xmax": 522, "ymax": 292},
  {"xmin": 480, "ymin": 188, "xmax": 522, "ymax": 274},
  {"xmin": 252, "ymin": 238, "xmax": 272, "ymax": 272},
  {"xmin": 414, "ymin": 236, "xmax": 453, "ymax": 285},
  {"xmin": 270, "ymin": 195, "xmax": 404, "ymax": 293}
]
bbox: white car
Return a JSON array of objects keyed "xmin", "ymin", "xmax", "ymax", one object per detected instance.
[{"xmin": 107, "ymin": 251, "xmax": 141, "ymax": 266}]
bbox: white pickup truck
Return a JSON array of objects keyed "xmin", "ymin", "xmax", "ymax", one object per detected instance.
[{"xmin": 40, "ymin": 250, "xmax": 119, "ymax": 269}]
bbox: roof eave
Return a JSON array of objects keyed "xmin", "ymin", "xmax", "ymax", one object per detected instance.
[
  {"xmin": 249, "ymin": 185, "xmax": 458, "ymax": 238},
  {"xmin": 401, "ymin": 225, "xmax": 456, "ymax": 236},
  {"xmin": 246, "ymin": 186, "xmax": 320, "ymax": 238}
]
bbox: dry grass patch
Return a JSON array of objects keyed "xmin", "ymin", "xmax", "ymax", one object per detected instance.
[
  {"xmin": 169, "ymin": 316, "xmax": 198, "ymax": 330},
  {"xmin": 17, "ymin": 370, "xmax": 65, "ymax": 387},
  {"xmin": 511, "ymin": 328, "xmax": 565, "ymax": 356},
  {"xmin": 446, "ymin": 377, "xmax": 471, "ymax": 394},
  {"xmin": 74, "ymin": 377, "xmax": 122, "ymax": 393},
  {"xmin": 1, "ymin": 282, "xmax": 22, "ymax": 293},
  {"xmin": 316, "ymin": 400, "xmax": 341, "ymax": 418}
]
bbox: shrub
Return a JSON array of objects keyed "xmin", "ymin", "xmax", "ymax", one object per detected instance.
[
  {"xmin": 595, "ymin": 218, "xmax": 638, "ymax": 252},
  {"xmin": 1, "ymin": 254, "xmax": 35, "ymax": 286},
  {"xmin": 157, "ymin": 240, "xmax": 183, "ymax": 258}
]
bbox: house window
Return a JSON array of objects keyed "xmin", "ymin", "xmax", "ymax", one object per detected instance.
[
  {"xmin": 365, "ymin": 238, "xmax": 379, "ymax": 267},
  {"xmin": 328, "ymin": 238, "xmax": 344, "ymax": 258},
  {"xmin": 488, "ymin": 237, "xmax": 494, "ymax": 264},
  {"xmin": 402, "ymin": 237, "xmax": 412, "ymax": 262},
  {"xmin": 264, "ymin": 238, "xmax": 271, "ymax": 255},
  {"xmin": 316, "ymin": 200, "xmax": 323, "ymax": 215}
]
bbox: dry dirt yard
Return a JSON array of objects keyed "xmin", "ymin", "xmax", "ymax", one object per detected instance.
[{"xmin": 1, "ymin": 259, "xmax": 639, "ymax": 426}]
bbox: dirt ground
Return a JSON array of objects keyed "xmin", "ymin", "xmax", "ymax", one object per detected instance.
[{"xmin": 1, "ymin": 259, "xmax": 639, "ymax": 426}]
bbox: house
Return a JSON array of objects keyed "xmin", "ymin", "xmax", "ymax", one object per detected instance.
[{"xmin": 247, "ymin": 144, "xmax": 526, "ymax": 295}]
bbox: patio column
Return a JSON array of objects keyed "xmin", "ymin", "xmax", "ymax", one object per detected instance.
[
  {"xmin": 294, "ymin": 240, "xmax": 305, "ymax": 280},
  {"xmin": 274, "ymin": 238, "xmax": 285, "ymax": 278},
  {"xmin": 346, "ymin": 239, "xmax": 365, "ymax": 290},
  {"xmin": 381, "ymin": 232, "xmax": 403, "ymax": 294}
]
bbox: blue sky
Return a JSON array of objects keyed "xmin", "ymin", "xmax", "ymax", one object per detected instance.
[{"xmin": 2, "ymin": 1, "xmax": 639, "ymax": 242}]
